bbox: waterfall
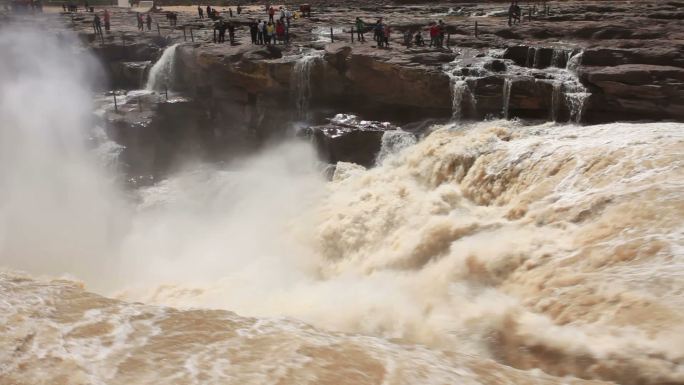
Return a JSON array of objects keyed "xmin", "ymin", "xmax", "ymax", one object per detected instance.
[
  {"xmin": 525, "ymin": 47, "xmax": 535, "ymax": 67},
  {"xmin": 146, "ymin": 44, "xmax": 179, "ymax": 91},
  {"xmin": 564, "ymin": 51, "xmax": 588, "ymax": 123},
  {"xmin": 533, "ymin": 48, "xmax": 542, "ymax": 68},
  {"xmin": 566, "ymin": 51, "xmax": 583, "ymax": 72},
  {"xmin": 450, "ymin": 79, "xmax": 476, "ymax": 120},
  {"xmin": 551, "ymin": 49, "xmax": 569, "ymax": 68},
  {"xmin": 292, "ymin": 51, "xmax": 321, "ymax": 120},
  {"xmin": 550, "ymin": 81, "xmax": 562, "ymax": 122},
  {"xmin": 566, "ymin": 85, "xmax": 590, "ymax": 123},
  {"xmin": 502, "ymin": 78, "xmax": 512, "ymax": 120},
  {"xmin": 375, "ymin": 129, "xmax": 417, "ymax": 165}
]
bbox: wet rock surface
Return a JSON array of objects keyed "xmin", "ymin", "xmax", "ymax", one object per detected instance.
[{"xmin": 303, "ymin": 114, "xmax": 399, "ymax": 167}]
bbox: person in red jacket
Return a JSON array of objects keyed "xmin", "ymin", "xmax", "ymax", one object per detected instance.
[
  {"xmin": 103, "ymin": 8, "xmax": 110, "ymax": 31},
  {"xmin": 268, "ymin": 6, "xmax": 275, "ymax": 22},
  {"xmin": 429, "ymin": 23, "xmax": 439, "ymax": 47},
  {"xmin": 383, "ymin": 24, "xmax": 390, "ymax": 47},
  {"xmin": 275, "ymin": 20, "xmax": 285, "ymax": 44}
]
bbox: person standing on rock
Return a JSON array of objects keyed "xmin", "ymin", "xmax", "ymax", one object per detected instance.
[
  {"xmin": 136, "ymin": 13, "xmax": 144, "ymax": 31},
  {"xmin": 508, "ymin": 1, "xmax": 521, "ymax": 26},
  {"xmin": 285, "ymin": 8, "xmax": 292, "ymax": 28},
  {"xmin": 93, "ymin": 14, "xmax": 103, "ymax": 37},
  {"xmin": 257, "ymin": 19, "xmax": 265, "ymax": 44},
  {"xmin": 355, "ymin": 17, "xmax": 365, "ymax": 42},
  {"xmin": 268, "ymin": 6, "xmax": 275, "ymax": 22},
  {"xmin": 438, "ymin": 20, "xmax": 446, "ymax": 47},
  {"xmin": 228, "ymin": 21, "xmax": 236, "ymax": 44},
  {"xmin": 266, "ymin": 21, "xmax": 275, "ymax": 44},
  {"xmin": 229, "ymin": 7, "xmax": 233, "ymax": 17},
  {"xmin": 219, "ymin": 20, "xmax": 227, "ymax": 43},
  {"xmin": 250, "ymin": 20, "xmax": 258, "ymax": 44},
  {"xmin": 237, "ymin": 5, "xmax": 242, "ymax": 15},
  {"xmin": 429, "ymin": 22, "xmax": 438, "ymax": 47},
  {"xmin": 146, "ymin": 13, "xmax": 152, "ymax": 31},
  {"xmin": 374, "ymin": 19, "xmax": 383, "ymax": 47},
  {"xmin": 383, "ymin": 24, "xmax": 391, "ymax": 48},
  {"xmin": 414, "ymin": 30, "xmax": 425, "ymax": 46},
  {"xmin": 206, "ymin": 5, "xmax": 212, "ymax": 19},
  {"xmin": 103, "ymin": 9, "xmax": 110, "ymax": 31},
  {"xmin": 276, "ymin": 20, "xmax": 285, "ymax": 44},
  {"xmin": 198, "ymin": 5, "xmax": 203, "ymax": 19}
]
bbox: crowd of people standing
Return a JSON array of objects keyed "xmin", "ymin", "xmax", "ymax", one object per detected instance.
[
  {"xmin": 246, "ymin": 6, "xmax": 294, "ymax": 45},
  {"xmin": 83, "ymin": 3, "xmax": 460, "ymax": 51},
  {"xmin": 352, "ymin": 17, "xmax": 448, "ymax": 49}
]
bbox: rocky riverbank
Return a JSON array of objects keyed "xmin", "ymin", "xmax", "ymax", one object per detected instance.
[
  {"xmin": 3, "ymin": 0, "xmax": 682, "ymax": 173},
  {"xmin": 41, "ymin": 0, "xmax": 683, "ymax": 123}
]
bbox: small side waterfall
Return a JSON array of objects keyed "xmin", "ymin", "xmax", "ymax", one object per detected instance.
[
  {"xmin": 550, "ymin": 81, "xmax": 563, "ymax": 122},
  {"xmin": 502, "ymin": 78, "xmax": 513, "ymax": 120},
  {"xmin": 566, "ymin": 51, "xmax": 583, "ymax": 73},
  {"xmin": 525, "ymin": 47, "xmax": 536, "ymax": 68},
  {"xmin": 551, "ymin": 49, "xmax": 570, "ymax": 68},
  {"xmin": 564, "ymin": 51, "xmax": 589, "ymax": 123},
  {"xmin": 292, "ymin": 51, "xmax": 322, "ymax": 120},
  {"xmin": 566, "ymin": 84, "xmax": 590, "ymax": 123},
  {"xmin": 450, "ymin": 79, "xmax": 476, "ymax": 120},
  {"xmin": 146, "ymin": 44, "xmax": 179, "ymax": 91},
  {"xmin": 546, "ymin": 50, "xmax": 588, "ymax": 123}
]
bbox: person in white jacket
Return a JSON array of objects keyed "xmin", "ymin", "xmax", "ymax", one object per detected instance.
[{"xmin": 257, "ymin": 20, "xmax": 265, "ymax": 44}]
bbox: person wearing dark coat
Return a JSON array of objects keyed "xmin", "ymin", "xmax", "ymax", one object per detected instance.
[
  {"xmin": 227, "ymin": 21, "xmax": 235, "ymax": 44},
  {"xmin": 249, "ymin": 21, "xmax": 258, "ymax": 44}
]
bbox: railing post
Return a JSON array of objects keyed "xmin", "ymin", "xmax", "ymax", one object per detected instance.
[
  {"xmin": 475, "ymin": 21, "xmax": 478, "ymax": 38},
  {"xmin": 157, "ymin": 22, "xmax": 160, "ymax": 36},
  {"xmin": 350, "ymin": 27, "xmax": 354, "ymax": 43},
  {"xmin": 113, "ymin": 93, "xmax": 118, "ymax": 111},
  {"xmin": 183, "ymin": 27, "xmax": 187, "ymax": 41},
  {"xmin": 165, "ymin": 86, "xmax": 168, "ymax": 100},
  {"xmin": 190, "ymin": 27, "xmax": 194, "ymax": 42},
  {"xmin": 330, "ymin": 27, "xmax": 333, "ymax": 43}
]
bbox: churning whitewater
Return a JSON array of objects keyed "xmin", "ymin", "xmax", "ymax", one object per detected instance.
[{"xmin": 1, "ymin": 28, "xmax": 683, "ymax": 385}]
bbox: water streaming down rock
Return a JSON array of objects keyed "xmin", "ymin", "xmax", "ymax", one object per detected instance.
[
  {"xmin": 145, "ymin": 44, "xmax": 179, "ymax": 91},
  {"xmin": 292, "ymin": 51, "xmax": 322, "ymax": 120},
  {"xmin": 566, "ymin": 50, "xmax": 583, "ymax": 73},
  {"xmin": 502, "ymin": 78, "xmax": 512, "ymax": 119},
  {"xmin": 449, "ymin": 79, "xmax": 477, "ymax": 121},
  {"xmin": 550, "ymin": 81, "xmax": 563, "ymax": 122},
  {"xmin": 443, "ymin": 53, "xmax": 482, "ymax": 121},
  {"xmin": 530, "ymin": 49, "xmax": 590, "ymax": 123},
  {"xmin": 375, "ymin": 129, "xmax": 417, "ymax": 165},
  {"xmin": 565, "ymin": 84, "xmax": 590, "ymax": 123},
  {"xmin": 564, "ymin": 52, "xmax": 589, "ymax": 123},
  {"xmin": 550, "ymin": 48, "xmax": 570, "ymax": 68}
]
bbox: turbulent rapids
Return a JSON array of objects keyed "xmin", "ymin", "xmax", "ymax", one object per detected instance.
[{"xmin": 1, "ymin": 23, "xmax": 684, "ymax": 385}]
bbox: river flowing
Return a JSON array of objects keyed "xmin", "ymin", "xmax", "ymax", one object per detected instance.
[{"xmin": 1, "ymin": 27, "xmax": 683, "ymax": 385}]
